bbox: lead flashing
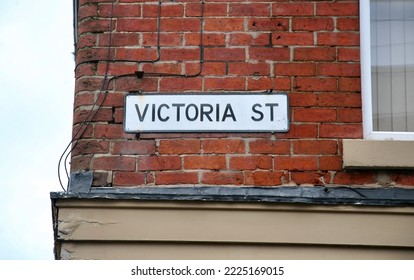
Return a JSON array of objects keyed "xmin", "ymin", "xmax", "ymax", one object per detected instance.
[{"xmin": 51, "ymin": 186, "xmax": 414, "ymax": 206}]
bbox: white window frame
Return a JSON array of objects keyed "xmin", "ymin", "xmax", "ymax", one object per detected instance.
[{"xmin": 360, "ymin": 0, "xmax": 414, "ymax": 140}]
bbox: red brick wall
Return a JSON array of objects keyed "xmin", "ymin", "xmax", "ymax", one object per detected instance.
[{"xmin": 71, "ymin": 0, "xmax": 414, "ymax": 188}]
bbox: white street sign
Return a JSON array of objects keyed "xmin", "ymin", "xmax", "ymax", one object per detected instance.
[{"xmin": 124, "ymin": 93, "xmax": 289, "ymax": 133}]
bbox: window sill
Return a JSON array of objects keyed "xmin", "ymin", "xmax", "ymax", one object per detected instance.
[{"xmin": 343, "ymin": 139, "xmax": 414, "ymax": 169}]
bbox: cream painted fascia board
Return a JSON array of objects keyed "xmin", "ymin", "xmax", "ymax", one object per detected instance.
[
  {"xmin": 343, "ymin": 139, "xmax": 414, "ymax": 169},
  {"xmin": 54, "ymin": 199, "xmax": 414, "ymax": 248}
]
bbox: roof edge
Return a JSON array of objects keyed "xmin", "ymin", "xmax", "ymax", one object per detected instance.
[{"xmin": 51, "ymin": 186, "xmax": 414, "ymax": 206}]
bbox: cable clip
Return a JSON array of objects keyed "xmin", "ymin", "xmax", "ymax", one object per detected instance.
[{"xmin": 135, "ymin": 71, "xmax": 145, "ymax": 79}]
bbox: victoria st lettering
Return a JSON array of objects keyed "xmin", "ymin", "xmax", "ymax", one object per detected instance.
[{"xmin": 134, "ymin": 103, "xmax": 278, "ymax": 122}]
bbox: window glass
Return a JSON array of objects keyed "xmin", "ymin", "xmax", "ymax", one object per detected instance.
[{"xmin": 370, "ymin": 0, "xmax": 414, "ymax": 132}]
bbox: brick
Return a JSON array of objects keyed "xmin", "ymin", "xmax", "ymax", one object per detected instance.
[
  {"xmin": 293, "ymin": 140, "xmax": 338, "ymax": 155},
  {"xmin": 80, "ymin": 0, "xmax": 112, "ymax": 3},
  {"xmin": 112, "ymin": 140, "xmax": 156, "ymax": 155},
  {"xmin": 272, "ymin": 32, "xmax": 314, "ymax": 46},
  {"xmin": 140, "ymin": 133, "xmax": 184, "ymax": 139},
  {"xmin": 117, "ymin": 18, "xmax": 157, "ymax": 32},
  {"xmin": 338, "ymin": 48, "xmax": 360, "ymax": 62},
  {"xmin": 247, "ymin": 18, "xmax": 289, "ymax": 31},
  {"xmin": 229, "ymin": 3, "xmax": 270, "ymax": 16},
  {"xmin": 142, "ymin": 33, "xmax": 183, "ymax": 47},
  {"xmin": 185, "ymin": 62, "xmax": 226, "ymax": 76},
  {"xmin": 143, "ymin": 3, "xmax": 183, "ymax": 17},
  {"xmin": 247, "ymin": 77, "xmax": 273, "ymax": 90},
  {"xmin": 333, "ymin": 171, "xmax": 375, "ymax": 185},
  {"xmin": 204, "ymin": 77, "xmax": 245, "ymax": 91},
  {"xmin": 249, "ymin": 47, "xmax": 290, "ymax": 61},
  {"xmin": 291, "ymin": 172, "xmax": 331, "ymax": 185},
  {"xmin": 159, "ymin": 77, "xmax": 202, "ymax": 91},
  {"xmin": 318, "ymin": 93, "xmax": 361, "ymax": 107},
  {"xmin": 184, "ymin": 156, "xmax": 226, "ymax": 170},
  {"xmin": 97, "ymin": 62, "xmax": 138, "ymax": 76},
  {"xmin": 294, "ymin": 108, "xmax": 337, "ymax": 122},
  {"xmin": 72, "ymin": 124, "xmax": 94, "ymax": 140},
  {"xmin": 161, "ymin": 18, "xmax": 201, "ymax": 32},
  {"xmin": 138, "ymin": 156, "xmax": 181, "ymax": 171},
  {"xmin": 294, "ymin": 78, "xmax": 337, "ymax": 92},
  {"xmin": 78, "ymin": 34, "xmax": 98, "ymax": 49},
  {"xmin": 272, "ymin": 77, "xmax": 291, "ymax": 91},
  {"xmin": 114, "ymin": 76, "xmax": 158, "ymax": 92},
  {"xmin": 118, "ymin": 0, "xmax": 156, "ymax": 2},
  {"xmin": 73, "ymin": 108, "xmax": 113, "ymax": 125},
  {"xmin": 245, "ymin": 171, "xmax": 284, "ymax": 186},
  {"xmin": 99, "ymin": 92, "xmax": 125, "ymax": 107},
  {"xmin": 155, "ymin": 172, "xmax": 199, "ymax": 185},
  {"xmin": 72, "ymin": 0, "xmax": 397, "ymax": 190},
  {"xmin": 185, "ymin": 3, "xmax": 227, "ymax": 17},
  {"xmin": 203, "ymin": 139, "xmax": 246, "ymax": 154},
  {"xmin": 75, "ymin": 77, "xmax": 106, "ymax": 92},
  {"xmin": 92, "ymin": 156, "xmax": 135, "ymax": 171},
  {"xmin": 316, "ymin": 3, "xmax": 359, "ymax": 16},
  {"xmin": 92, "ymin": 171, "xmax": 110, "ymax": 187},
  {"xmin": 202, "ymin": 172, "xmax": 244, "ymax": 185},
  {"xmin": 337, "ymin": 18, "xmax": 359, "ymax": 31},
  {"xmin": 249, "ymin": 140, "xmax": 290, "ymax": 154},
  {"xmin": 113, "ymin": 171, "xmax": 145, "ymax": 186},
  {"xmin": 116, "ymin": 48, "xmax": 159, "ymax": 61},
  {"xmin": 229, "ymin": 62, "xmax": 271, "ymax": 76},
  {"xmin": 204, "ymin": 18, "xmax": 244, "ymax": 31},
  {"xmin": 294, "ymin": 47, "xmax": 336, "ymax": 61},
  {"xmin": 319, "ymin": 124, "xmax": 363, "ymax": 138},
  {"xmin": 229, "ymin": 156, "xmax": 273, "ymax": 170},
  {"xmin": 158, "ymin": 140, "xmax": 201, "ymax": 154},
  {"xmin": 95, "ymin": 124, "xmax": 135, "ymax": 140},
  {"xmin": 78, "ymin": 18, "xmax": 112, "ymax": 34},
  {"xmin": 75, "ymin": 61, "xmax": 97, "ymax": 78},
  {"xmin": 78, "ymin": 4, "xmax": 98, "ymax": 20},
  {"xmin": 292, "ymin": 18, "xmax": 334, "ymax": 31},
  {"xmin": 204, "ymin": 48, "xmax": 246, "ymax": 61},
  {"xmin": 71, "ymin": 155, "xmax": 92, "ymax": 172},
  {"xmin": 72, "ymin": 140, "xmax": 110, "ymax": 156},
  {"xmin": 338, "ymin": 78, "xmax": 361, "ymax": 92},
  {"xmin": 98, "ymin": 3, "xmax": 141, "ymax": 17},
  {"xmin": 99, "ymin": 33, "xmax": 139, "ymax": 47},
  {"xmin": 185, "ymin": 33, "xmax": 226, "ymax": 47},
  {"xmin": 272, "ymin": 3, "xmax": 314, "ymax": 16},
  {"xmin": 160, "ymin": 48, "xmax": 201, "ymax": 61},
  {"xmin": 74, "ymin": 93, "xmax": 95, "ymax": 108},
  {"xmin": 274, "ymin": 63, "xmax": 316, "ymax": 76},
  {"xmin": 141, "ymin": 62, "xmax": 182, "ymax": 75},
  {"xmin": 319, "ymin": 156, "xmax": 343, "ymax": 171},
  {"xmin": 395, "ymin": 173, "xmax": 414, "ymax": 186},
  {"xmin": 318, "ymin": 32, "xmax": 360, "ymax": 46},
  {"xmin": 338, "ymin": 108, "xmax": 362, "ymax": 123},
  {"xmin": 275, "ymin": 124, "xmax": 318, "ymax": 139},
  {"xmin": 229, "ymin": 33, "xmax": 272, "ymax": 46},
  {"xmin": 318, "ymin": 63, "xmax": 360, "ymax": 77},
  {"xmin": 114, "ymin": 108, "xmax": 123, "ymax": 123},
  {"xmin": 76, "ymin": 48, "xmax": 116, "ymax": 65},
  {"xmin": 274, "ymin": 156, "xmax": 318, "ymax": 171},
  {"xmin": 289, "ymin": 93, "xmax": 318, "ymax": 107}
]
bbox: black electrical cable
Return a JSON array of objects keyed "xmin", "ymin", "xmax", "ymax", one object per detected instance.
[
  {"xmin": 75, "ymin": 0, "xmax": 205, "ymax": 78},
  {"xmin": 59, "ymin": 0, "xmax": 206, "ymax": 191},
  {"xmin": 74, "ymin": 0, "xmax": 162, "ymax": 73},
  {"xmin": 62, "ymin": 72, "xmax": 138, "ymax": 187},
  {"xmin": 58, "ymin": 0, "xmax": 116, "ymax": 191},
  {"xmin": 142, "ymin": 0, "xmax": 205, "ymax": 78}
]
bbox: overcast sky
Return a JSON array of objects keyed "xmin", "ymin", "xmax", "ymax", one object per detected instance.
[{"xmin": 0, "ymin": 0, "xmax": 74, "ymax": 259}]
